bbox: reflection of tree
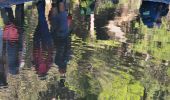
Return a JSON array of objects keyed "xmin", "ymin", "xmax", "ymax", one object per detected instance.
[
  {"xmin": 133, "ymin": 19, "xmax": 170, "ymax": 61},
  {"xmin": 66, "ymin": 29, "xmax": 170, "ymax": 99},
  {"xmin": 24, "ymin": 5, "xmax": 38, "ymax": 68},
  {"xmin": 67, "ymin": 36, "xmax": 101, "ymax": 99},
  {"xmin": 66, "ymin": 35, "xmax": 144, "ymax": 99},
  {"xmin": 38, "ymin": 80, "xmax": 75, "ymax": 100},
  {"xmin": 131, "ymin": 18, "xmax": 170, "ymax": 99},
  {"xmin": 72, "ymin": 3, "xmax": 90, "ymax": 40}
]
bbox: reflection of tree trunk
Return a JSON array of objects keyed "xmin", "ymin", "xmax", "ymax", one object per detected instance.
[
  {"xmin": 90, "ymin": 14, "xmax": 95, "ymax": 39},
  {"xmin": 25, "ymin": 7, "xmax": 38, "ymax": 69},
  {"xmin": 143, "ymin": 87, "xmax": 147, "ymax": 100}
]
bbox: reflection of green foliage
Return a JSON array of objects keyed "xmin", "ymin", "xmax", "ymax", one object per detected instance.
[
  {"xmin": 133, "ymin": 18, "xmax": 170, "ymax": 61},
  {"xmin": 132, "ymin": 18, "xmax": 170, "ymax": 99},
  {"xmin": 80, "ymin": 0, "xmax": 94, "ymax": 8},
  {"xmin": 24, "ymin": 6, "xmax": 38, "ymax": 67},
  {"xmin": 96, "ymin": 40, "xmax": 120, "ymax": 47},
  {"xmin": 0, "ymin": 15, "xmax": 4, "ymax": 28},
  {"xmin": 71, "ymin": 34, "xmax": 120, "ymax": 48},
  {"xmin": 96, "ymin": 1, "xmax": 115, "ymax": 14},
  {"xmin": 98, "ymin": 69, "xmax": 144, "ymax": 100},
  {"xmin": 67, "ymin": 35, "xmax": 144, "ymax": 99},
  {"xmin": 167, "ymin": 67, "xmax": 170, "ymax": 77},
  {"xmin": 118, "ymin": 0, "xmax": 140, "ymax": 9}
]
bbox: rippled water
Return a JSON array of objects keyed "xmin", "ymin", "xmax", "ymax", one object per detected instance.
[{"xmin": 0, "ymin": 0, "xmax": 170, "ymax": 100}]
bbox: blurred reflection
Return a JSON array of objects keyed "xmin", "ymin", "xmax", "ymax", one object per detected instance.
[
  {"xmin": 49, "ymin": 0, "xmax": 71, "ymax": 85},
  {"xmin": 0, "ymin": 27, "xmax": 7, "ymax": 86},
  {"xmin": 112, "ymin": 0, "xmax": 119, "ymax": 4},
  {"xmin": 55, "ymin": 37, "xmax": 71, "ymax": 87},
  {"xmin": 76, "ymin": 0, "xmax": 95, "ymax": 39},
  {"xmin": 0, "ymin": 4, "xmax": 24, "ymax": 76},
  {"xmin": 79, "ymin": 0, "xmax": 95, "ymax": 22},
  {"xmin": 33, "ymin": 0, "xmax": 53, "ymax": 77},
  {"xmin": 140, "ymin": 1, "xmax": 169, "ymax": 28}
]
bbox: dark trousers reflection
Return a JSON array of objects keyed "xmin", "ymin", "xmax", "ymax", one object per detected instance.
[{"xmin": 54, "ymin": 37, "xmax": 71, "ymax": 74}]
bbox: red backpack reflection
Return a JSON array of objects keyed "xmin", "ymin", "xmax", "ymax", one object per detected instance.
[{"xmin": 3, "ymin": 23, "xmax": 19, "ymax": 42}]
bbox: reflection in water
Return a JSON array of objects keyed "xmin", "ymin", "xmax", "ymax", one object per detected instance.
[
  {"xmin": 73, "ymin": 0, "xmax": 95, "ymax": 39},
  {"xmin": 140, "ymin": 1, "xmax": 169, "ymax": 28},
  {"xmin": 0, "ymin": 27, "xmax": 7, "ymax": 86},
  {"xmin": 0, "ymin": 0, "xmax": 170, "ymax": 99},
  {"xmin": 112, "ymin": 0, "xmax": 119, "ymax": 4},
  {"xmin": 0, "ymin": 4, "xmax": 24, "ymax": 86},
  {"xmin": 48, "ymin": 0, "xmax": 71, "ymax": 88},
  {"xmin": 33, "ymin": 0, "xmax": 53, "ymax": 77}
]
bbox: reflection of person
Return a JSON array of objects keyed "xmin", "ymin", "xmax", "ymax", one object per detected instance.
[
  {"xmin": 33, "ymin": 0, "xmax": 53, "ymax": 77},
  {"xmin": 49, "ymin": 1, "xmax": 69, "ymax": 38},
  {"xmin": 49, "ymin": 1, "xmax": 71, "ymax": 76},
  {"xmin": 140, "ymin": 1, "xmax": 169, "ymax": 28},
  {"xmin": 1, "ymin": 4, "xmax": 24, "ymax": 75},
  {"xmin": 0, "ymin": 27, "xmax": 7, "ymax": 86}
]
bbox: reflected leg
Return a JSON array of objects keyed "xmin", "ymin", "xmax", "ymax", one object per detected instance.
[
  {"xmin": 0, "ymin": 29, "xmax": 7, "ymax": 86},
  {"xmin": 55, "ymin": 38, "xmax": 70, "ymax": 74},
  {"xmin": 37, "ymin": 0, "xmax": 53, "ymax": 68},
  {"xmin": 15, "ymin": 4, "xmax": 25, "ymax": 68},
  {"xmin": 5, "ymin": 7, "xmax": 14, "ymax": 23},
  {"xmin": 7, "ymin": 42, "xmax": 19, "ymax": 75},
  {"xmin": 33, "ymin": 25, "xmax": 41, "ymax": 69}
]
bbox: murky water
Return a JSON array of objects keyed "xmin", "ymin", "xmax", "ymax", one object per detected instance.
[{"xmin": 0, "ymin": 0, "xmax": 170, "ymax": 100}]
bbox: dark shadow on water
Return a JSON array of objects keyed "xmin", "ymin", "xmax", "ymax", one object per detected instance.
[{"xmin": 94, "ymin": 6, "xmax": 117, "ymax": 40}]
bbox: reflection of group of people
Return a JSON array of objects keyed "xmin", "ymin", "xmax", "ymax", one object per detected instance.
[
  {"xmin": 0, "ymin": 0, "xmax": 72, "ymax": 86},
  {"xmin": 140, "ymin": 0, "xmax": 169, "ymax": 28},
  {"xmin": 0, "ymin": 0, "xmax": 169, "ymax": 86}
]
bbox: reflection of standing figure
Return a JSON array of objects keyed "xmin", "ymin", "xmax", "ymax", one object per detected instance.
[
  {"xmin": 0, "ymin": 27, "xmax": 7, "ymax": 86},
  {"xmin": 1, "ymin": 4, "xmax": 24, "ymax": 75},
  {"xmin": 49, "ymin": 1, "xmax": 71, "ymax": 75},
  {"xmin": 15, "ymin": 4, "xmax": 25, "ymax": 68},
  {"xmin": 140, "ymin": 1, "xmax": 169, "ymax": 28},
  {"xmin": 33, "ymin": 0, "xmax": 53, "ymax": 77}
]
